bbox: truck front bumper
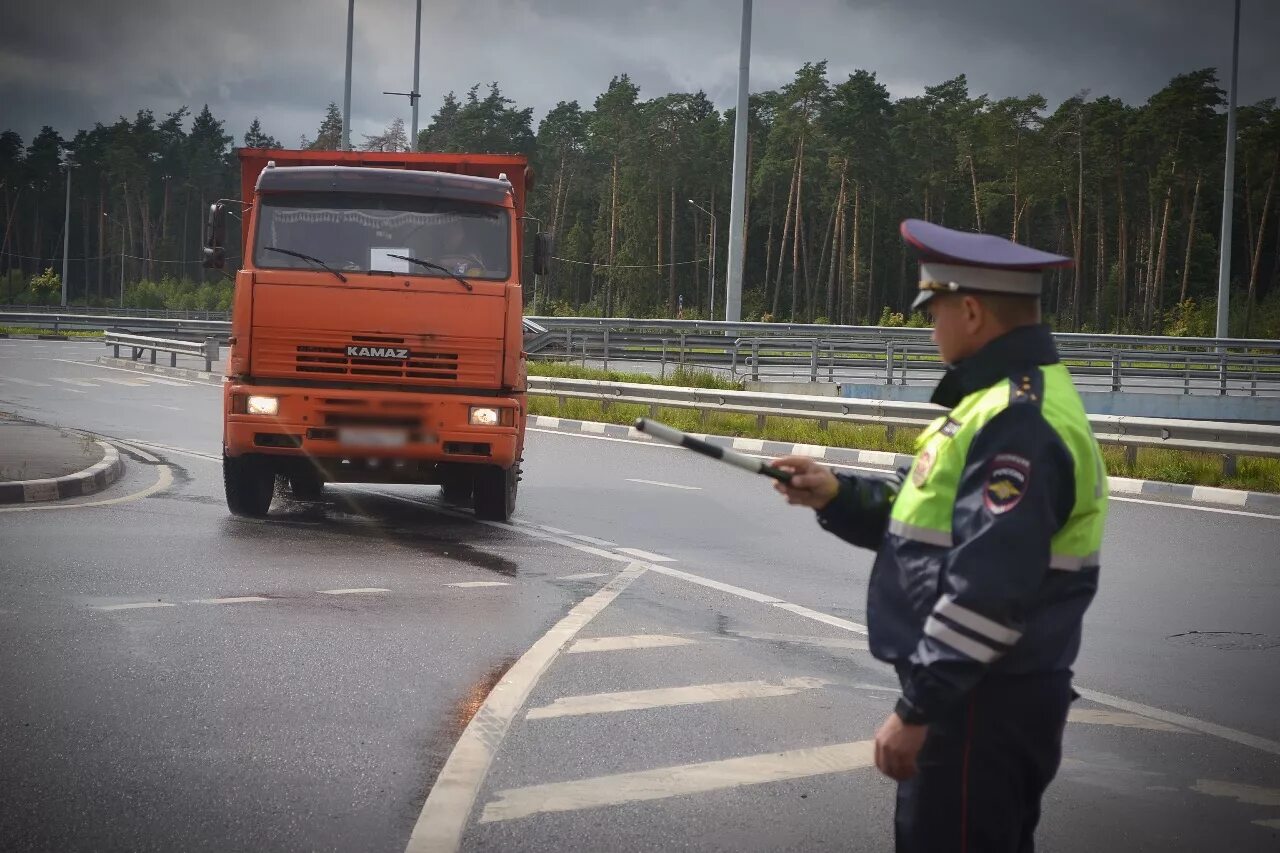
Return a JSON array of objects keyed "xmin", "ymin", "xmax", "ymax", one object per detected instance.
[{"xmin": 223, "ymin": 382, "xmax": 523, "ymax": 471}]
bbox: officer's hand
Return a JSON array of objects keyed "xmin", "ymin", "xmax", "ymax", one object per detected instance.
[
  {"xmin": 874, "ymin": 712, "xmax": 928, "ymax": 781},
  {"xmin": 771, "ymin": 456, "xmax": 840, "ymax": 510}
]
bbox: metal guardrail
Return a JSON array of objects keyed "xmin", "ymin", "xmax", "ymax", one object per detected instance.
[
  {"xmin": 9, "ymin": 310, "xmax": 1278, "ymax": 398},
  {"xmin": 104, "ymin": 331, "xmax": 221, "ymax": 371},
  {"xmin": 81, "ymin": 328, "xmax": 1277, "ymax": 469},
  {"xmin": 0, "ymin": 311, "xmax": 550, "ymax": 340},
  {"xmin": 525, "ymin": 376, "xmax": 1280, "ymax": 464},
  {"xmin": 0, "ymin": 310, "xmax": 231, "ymax": 337},
  {"xmin": 529, "ymin": 326, "xmax": 1280, "ymax": 397},
  {"xmin": 3, "ymin": 304, "xmax": 231, "ymax": 321}
]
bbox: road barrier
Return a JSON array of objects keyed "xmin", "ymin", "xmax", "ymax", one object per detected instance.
[
  {"xmin": 525, "ymin": 376, "xmax": 1280, "ymax": 470},
  {"xmin": 104, "ymin": 331, "xmax": 221, "ymax": 372}
]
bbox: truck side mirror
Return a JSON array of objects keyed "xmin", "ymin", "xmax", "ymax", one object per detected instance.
[
  {"xmin": 533, "ymin": 232, "xmax": 553, "ymax": 276},
  {"xmin": 202, "ymin": 202, "xmax": 227, "ymax": 269}
]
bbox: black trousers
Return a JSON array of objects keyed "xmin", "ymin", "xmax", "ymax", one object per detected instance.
[{"xmin": 894, "ymin": 671, "xmax": 1074, "ymax": 853}]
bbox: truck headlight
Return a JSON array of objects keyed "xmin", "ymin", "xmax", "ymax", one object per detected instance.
[
  {"xmin": 247, "ymin": 395, "xmax": 279, "ymax": 416},
  {"xmin": 469, "ymin": 406, "xmax": 501, "ymax": 426}
]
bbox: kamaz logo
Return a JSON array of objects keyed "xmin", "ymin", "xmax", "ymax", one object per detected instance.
[{"xmin": 346, "ymin": 345, "xmax": 409, "ymax": 360}]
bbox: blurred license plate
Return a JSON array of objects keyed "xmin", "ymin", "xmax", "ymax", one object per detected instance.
[{"xmin": 338, "ymin": 428, "xmax": 407, "ymax": 447}]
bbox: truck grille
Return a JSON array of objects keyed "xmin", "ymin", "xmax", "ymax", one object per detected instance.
[
  {"xmin": 297, "ymin": 343, "xmax": 459, "ymax": 380},
  {"xmin": 251, "ymin": 329, "xmax": 501, "ymax": 387}
]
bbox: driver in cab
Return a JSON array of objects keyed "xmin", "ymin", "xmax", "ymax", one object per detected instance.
[{"xmin": 433, "ymin": 219, "xmax": 485, "ymax": 276}]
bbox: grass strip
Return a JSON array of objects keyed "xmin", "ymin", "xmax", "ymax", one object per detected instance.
[{"xmin": 0, "ymin": 326, "xmax": 103, "ymax": 338}]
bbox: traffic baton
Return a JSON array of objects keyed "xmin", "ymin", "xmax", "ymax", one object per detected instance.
[{"xmin": 633, "ymin": 418, "xmax": 793, "ymax": 483}]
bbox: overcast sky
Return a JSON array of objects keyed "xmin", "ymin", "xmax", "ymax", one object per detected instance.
[{"xmin": 3, "ymin": 0, "xmax": 1278, "ymax": 147}]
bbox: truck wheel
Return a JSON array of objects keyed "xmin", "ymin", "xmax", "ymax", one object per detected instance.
[
  {"xmin": 473, "ymin": 463, "xmax": 518, "ymax": 521},
  {"xmin": 224, "ymin": 452, "xmax": 275, "ymax": 517},
  {"xmin": 440, "ymin": 468, "xmax": 474, "ymax": 504},
  {"xmin": 289, "ymin": 472, "xmax": 324, "ymax": 502}
]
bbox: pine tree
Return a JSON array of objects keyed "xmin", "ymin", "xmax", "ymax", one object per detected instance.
[
  {"xmin": 308, "ymin": 103, "xmax": 344, "ymax": 151},
  {"xmin": 243, "ymin": 118, "xmax": 281, "ymax": 149}
]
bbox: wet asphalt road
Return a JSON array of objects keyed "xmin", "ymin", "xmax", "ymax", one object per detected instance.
[{"xmin": 1, "ymin": 338, "xmax": 1279, "ymax": 852}]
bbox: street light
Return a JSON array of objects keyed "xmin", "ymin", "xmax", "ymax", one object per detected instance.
[
  {"xmin": 103, "ymin": 212, "xmax": 125, "ymax": 308},
  {"xmin": 688, "ymin": 199, "xmax": 717, "ymax": 318},
  {"xmin": 60, "ymin": 154, "xmax": 75, "ymax": 307},
  {"xmin": 383, "ymin": 0, "xmax": 424, "ymax": 150},
  {"xmin": 343, "ymin": 0, "xmax": 355, "ymax": 150}
]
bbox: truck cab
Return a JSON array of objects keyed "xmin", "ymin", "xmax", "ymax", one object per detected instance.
[{"xmin": 205, "ymin": 149, "xmax": 548, "ymax": 521}]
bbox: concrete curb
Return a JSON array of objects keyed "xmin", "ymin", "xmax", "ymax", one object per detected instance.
[
  {"xmin": 94, "ymin": 358, "xmax": 1280, "ymax": 513},
  {"xmin": 0, "ymin": 440, "xmax": 125, "ymax": 504},
  {"xmin": 98, "ymin": 356, "xmax": 223, "ymax": 384},
  {"xmin": 528, "ymin": 415, "xmax": 1280, "ymax": 513}
]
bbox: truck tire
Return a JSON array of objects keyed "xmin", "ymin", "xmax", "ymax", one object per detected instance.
[
  {"xmin": 439, "ymin": 467, "xmax": 474, "ymax": 504},
  {"xmin": 289, "ymin": 472, "xmax": 324, "ymax": 501},
  {"xmin": 473, "ymin": 463, "xmax": 518, "ymax": 521},
  {"xmin": 224, "ymin": 452, "xmax": 275, "ymax": 518}
]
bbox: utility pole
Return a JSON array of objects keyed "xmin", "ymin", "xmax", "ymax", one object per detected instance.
[
  {"xmin": 60, "ymin": 157, "xmax": 72, "ymax": 307},
  {"xmin": 724, "ymin": 0, "xmax": 752, "ymax": 322},
  {"xmin": 411, "ymin": 0, "xmax": 422, "ymax": 148},
  {"xmin": 689, "ymin": 199, "xmax": 717, "ymax": 317},
  {"xmin": 342, "ymin": 0, "xmax": 355, "ymax": 150},
  {"xmin": 1215, "ymin": 0, "xmax": 1241, "ymax": 339},
  {"xmin": 383, "ymin": 0, "xmax": 424, "ymax": 151}
]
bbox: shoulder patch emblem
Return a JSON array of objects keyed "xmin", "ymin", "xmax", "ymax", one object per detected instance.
[
  {"xmin": 912, "ymin": 448, "xmax": 935, "ymax": 487},
  {"xmin": 984, "ymin": 453, "xmax": 1030, "ymax": 514},
  {"xmin": 939, "ymin": 418, "xmax": 962, "ymax": 437}
]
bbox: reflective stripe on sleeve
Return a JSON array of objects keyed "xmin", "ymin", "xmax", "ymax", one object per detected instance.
[
  {"xmin": 887, "ymin": 519, "xmax": 953, "ymax": 547},
  {"xmin": 924, "ymin": 615, "xmax": 1001, "ymax": 663},
  {"xmin": 934, "ymin": 598, "xmax": 1022, "ymax": 646},
  {"xmin": 1049, "ymin": 551, "xmax": 1101, "ymax": 571}
]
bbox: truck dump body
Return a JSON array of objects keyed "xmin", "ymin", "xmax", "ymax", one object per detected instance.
[{"xmin": 219, "ymin": 149, "xmax": 532, "ymax": 521}]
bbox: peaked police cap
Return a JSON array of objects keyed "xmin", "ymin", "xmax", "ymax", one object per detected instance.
[{"xmin": 900, "ymin": 219, "xmax": 1073, "ymax": 310}]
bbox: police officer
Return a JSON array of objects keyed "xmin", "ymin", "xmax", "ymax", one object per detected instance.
[{"xmin": 773, "ymin": 219, "xmax": 1108, "ymax": 852}]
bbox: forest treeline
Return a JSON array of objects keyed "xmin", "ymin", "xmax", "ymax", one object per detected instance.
[{"xmin": 3, "ymin": 64, "xmax": 1278, "ymax": 336}]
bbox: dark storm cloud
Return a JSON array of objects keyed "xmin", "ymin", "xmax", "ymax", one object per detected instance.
[{"xmin": 2, "ymin": 0, "xmax": 1276, "ymax": 146}]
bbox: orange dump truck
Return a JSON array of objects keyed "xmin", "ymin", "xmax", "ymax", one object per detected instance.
[{"xmin": 202, "ymin": 149, "xmax": 549, "ymax": 521}]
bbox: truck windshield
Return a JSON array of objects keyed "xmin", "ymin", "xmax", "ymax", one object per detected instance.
[{"xmin": 253, "ymin": 192, "xmax": 510, "ymax": 280}]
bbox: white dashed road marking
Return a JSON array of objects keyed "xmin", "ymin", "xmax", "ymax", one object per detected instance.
[
  {"xmin": 615, "ymin": 547, "xmax": 676, "ymax": 562},
  {"xmin": 1075, "ymin": 687, "xmax": 1280, "ymax": 757},
  {"xmin": 556, "ymin": 572, "xmax": 609, "ymax": 581},
  {"xmin": 1190, "ymin": 780, "xmax": 1280, "ymax": 806},
  {"xmin": 1, "ymin": 376, "xmax": 50, "ymax": 386},
  {"xmin": 568, "ymin": 634, "xmax": 698, "ymax": 653},
  {"xmin": 730, "ymin": 630, "xmax": 871, "ymax": 651},
  {"xmin": 525, "ymin": 676, "xmax": 829, "ymax": 720},
  {"xmin": 446, "ymin": 581, "xmax": 509, "ymax": 588},
  {"xmin": 625, "ymin": 478, "xmax": 702, "ymax": 490},
  {"xmin": 1068, "ymin": 708, "xmax": 1192, "ymax": 733},
  {"xmin": 95, "ymin": 602, "xmax": 176, "ymax": 611},
  {"xmin": 188, "ymin": 596, "xmax": 271, "ymax": 605},
  {"xmin": 478, "ymin": 739, "xmax": 876, "ymax": 824},
  {"xmin": 319, "ymin": 587, "xmax": 390, "ymax": 595},
  {"xmin": 98, "ymin": 376, "xmax": 150, "ymax": 387},
  {"xmin": 53, "ymin": 377, "xmax": 98, "ymax": 387}
]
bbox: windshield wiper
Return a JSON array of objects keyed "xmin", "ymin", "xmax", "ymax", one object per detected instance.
[
  {"xmin": 263, "ymin": 246, "xmax": 347, "ymax": 282},
  {"xmin": 387, "ymin": 254, "xmax": 474, "ymax": 292}
]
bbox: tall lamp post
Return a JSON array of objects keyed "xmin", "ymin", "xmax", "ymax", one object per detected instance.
[
  {"xmin": 688, "ymin": 199, "xmax": 717, "ymax": 318},
  {"xmin": 383, "ymin": 0, "xmax": 424, "ymax": 150},
  {"xmin": 724, "ymin": 0, "xmax": 752, "ymax": 322},
  {"xmin": 342, "ymin": 0, "xmax": 355, "ymax": 150},
  {"xmin": 1215, "ymin": 0, "xmax": 1242, "ymax": 339},
  {"xmin": 60, "ymin": 155, "xmax": 75, "ymax": 307}
]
